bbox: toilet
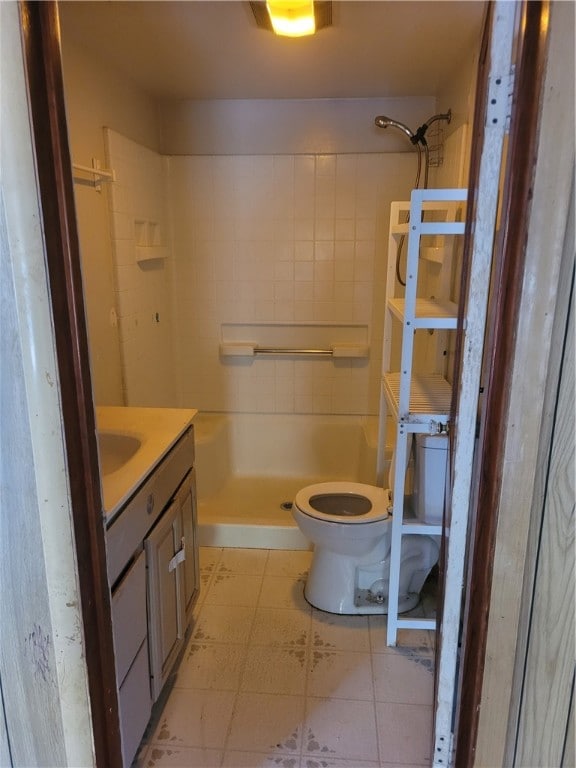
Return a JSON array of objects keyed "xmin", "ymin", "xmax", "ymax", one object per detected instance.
[{"xmin": 292, "ymin": 434, "xmax": 448, "ymax": 615}]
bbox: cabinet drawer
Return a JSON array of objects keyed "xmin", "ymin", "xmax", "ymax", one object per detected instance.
[
  {"xmin": 118, "ymin": 638, "xmax": 152, "ymax": 768},
  {"xmin": 111, "ymin": 550, "xmax": 147, "ymax": 685}
]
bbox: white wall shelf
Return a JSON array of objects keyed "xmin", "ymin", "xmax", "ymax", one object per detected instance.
[{"xmin": 387, "ymin": 297, "xmax": 459, "ymax": 329}]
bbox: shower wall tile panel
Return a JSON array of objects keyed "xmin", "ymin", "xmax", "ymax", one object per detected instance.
[
  {"xmin": 105, "ymin": 130, "xmax": 177, "ymax": 407},
  {"xmin": 168, "ymin": 153, "xmax": 415, "ymax": 415}
]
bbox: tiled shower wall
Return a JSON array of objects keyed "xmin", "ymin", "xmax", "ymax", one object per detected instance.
[
  {"xmin": 168, "ymin": 152, "xmax": 416, "ymax": 414},
  {"xmin": 105, "ymin": 130, "xmax": 176, "ymax": 406}
]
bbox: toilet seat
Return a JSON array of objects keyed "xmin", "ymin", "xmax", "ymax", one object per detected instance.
[{"xmin": 294, "ymin": 482, "xmax": 390, "ymax": 524}]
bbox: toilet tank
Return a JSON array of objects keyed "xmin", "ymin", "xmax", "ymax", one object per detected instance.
[{"xmin": 413, "ymin": 434, "xmax": 449, "ymax": 525}]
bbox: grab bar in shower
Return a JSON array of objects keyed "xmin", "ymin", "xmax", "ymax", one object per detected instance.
[{"xmin": 219, "ymin": 343, "xmax": 369, "ymax": 358}]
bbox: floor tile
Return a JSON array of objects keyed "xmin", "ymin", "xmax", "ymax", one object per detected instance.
[
  {"xmin": 372, "ymin": 650, "xmax": 434, "ymax": 705},
  {"xmin": 241, "ymin": 645, "xmax": 307, "ymax": 695},
  {"xmin": 265, "ymin": 549, "xmax": 313, "ymax": 578},
  {"xmin": 192, "ymin": 604, "xmax": 256, "ymax": 644},
  {"xmin": 227, "ymin": 692, "xmax": 305, "ymax": 755},
  {"xmin": 175, "ymin": 641, "xmax": 247, "ymax": 691},
  {"xmin": 304, "ymin": 697, "xmax": 379, "ymax": 762},
  {"xmin": 149, "ymin": 688, "xmax": 235, "ymax": 749},
  {"xmin": 259, "ymin": 574, "xmax": 311, "ymax": 611},
  {"xmin": 204, "ymin": 572, "xmax": 263, "ymax": 607},
  {"xmin": 368, "ymin": 615, "xmax": 432, "ymax": 654},
  {"xmin": 302, "ymin": 758, "xmax": 380, "ymax": 768},
  {"xmin": 375, "ymin": 702, "xmax": 433, "ymax": 765},
  {"xmin": 311, "ymin": 610, "xmax": 371, "ymax": 652},
  {"xmin": 218, "ymin": 547, "xmax": 270, "ymax": 575},
  {"xmin": 139, "ymin": 744, "xmax": 222, "ymax": 767},
  {"xmin": 199, "ymin": 547, "xmax": 222, "ymax": 572},
  {"xmin": 221, "ymin": 751, "xmax": 300, "ymax": 767},
  {"xmin": 250, "ymin": 607, "xmax": 311, "ymax": 648},
  {"xmin": 308, "ymin": 650, "xmax": 374, "ymax": 701}
]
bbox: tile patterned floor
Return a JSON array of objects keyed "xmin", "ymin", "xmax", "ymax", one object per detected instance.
[{"xmin": 136, "ymin": 548, "xmax": 436, "ymax": 768}]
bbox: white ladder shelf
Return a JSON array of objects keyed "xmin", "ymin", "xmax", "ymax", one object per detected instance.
[{"xmin": 378, "ymin": 188, "xmax": 468, "ymax": 646}]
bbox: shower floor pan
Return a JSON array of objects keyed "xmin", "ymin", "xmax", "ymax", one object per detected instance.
[{"xmin": 197, "ymin": 475, "xmax": 325, "ymax": 549}]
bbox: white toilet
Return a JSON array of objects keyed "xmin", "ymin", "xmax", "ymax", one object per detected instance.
[{"xmin": 292, "ymin": 434, "xmax": 448, "ymax": 614}]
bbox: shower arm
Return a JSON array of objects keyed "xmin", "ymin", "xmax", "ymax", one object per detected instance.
[{"xmin": 411, "ymin": 109, "xmax": 452, "ymax": 149}]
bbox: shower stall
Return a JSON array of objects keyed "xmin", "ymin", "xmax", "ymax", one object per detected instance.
[{"xmin": 100, "ymin": 108, "xmax": 471, "ymax": 549}]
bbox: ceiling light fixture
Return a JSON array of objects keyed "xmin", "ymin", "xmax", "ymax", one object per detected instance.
[
  {"xmin": 250, "ymin": 1, "xmax": 332, "ymax": 37},
  {"xmin": 266, "ymin": 0, "xmax": 315, "ymax": 37}
]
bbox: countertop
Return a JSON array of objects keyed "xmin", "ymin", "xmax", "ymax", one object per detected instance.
[{"xmin": 97, "ymin": 406, "xmax": 197, "ymax": 520}]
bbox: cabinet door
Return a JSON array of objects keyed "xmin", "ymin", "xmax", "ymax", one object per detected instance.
[
  {"xmin": 145, "ymin": 500, "xmax": 185, "ymax": 701},
  {"xmin": 177, "ymin": 469, "xmax": 200, "ymax": 628}
]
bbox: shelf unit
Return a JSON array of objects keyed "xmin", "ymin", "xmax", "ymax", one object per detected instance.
[{"xmin": 378, "ymin": 188, "xmax": 468, "ymax": 646}]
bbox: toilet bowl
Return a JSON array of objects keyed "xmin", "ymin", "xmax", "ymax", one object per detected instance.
[{"xmin": 292, "ymin": 435, "xmax": 447, "ymax": 615}]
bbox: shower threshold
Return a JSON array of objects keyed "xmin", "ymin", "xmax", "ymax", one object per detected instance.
[{"xmin": 197, "ymin": 475, "xmax": 321, "ymax": 549}]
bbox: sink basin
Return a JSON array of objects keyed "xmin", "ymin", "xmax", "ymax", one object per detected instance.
[{"xmin": 98, "ymin": 431, "xmax": 142, "ymax": 475}]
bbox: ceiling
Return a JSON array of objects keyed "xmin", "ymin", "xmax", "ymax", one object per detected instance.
[{"xmin": 59, "ymin": 1, "xmax": 485, "ymax": 101}]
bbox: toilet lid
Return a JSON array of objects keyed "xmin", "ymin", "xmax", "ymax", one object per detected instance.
[{"xmin": 294, "ymin": 482, "xmax": 390, "ymax": 524}]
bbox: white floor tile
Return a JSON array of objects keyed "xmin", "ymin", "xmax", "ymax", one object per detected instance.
[
  {"xmin": 375, "ymin": 702, "xmax": 433, "ymax": 765},
  {"xmin": 149, "ymin": 688, "xmax": 235, "ymax": 750},
  {"xmin": 204, "ymin": 572, "xmax": 263, "ymax": 607},
  {"xmin": 175, "ymin": 641, "xmax": 247, "ymax": 691},
  {"xmin": 304, "ymin": 697, "xmax": 379, "ymax": 762},
  {"xmin": 308, "ymin": 649, "xmax": 374, "ymax": 701},
  {"xmin": 139, "ymin": 744, "xmax": 222, "ymax": 767},
  {"xmin": 241, "ymin": 645, "xmax": 307, "ymax": 695},
  {"xmin": 221, "ymin": 750, "xmax": 299, "ymax": 767},
  {"xmin": 199, "ymin": 546, "xmax": 222, "ymax": 572},
  {"xmin": 302, "ymin": 758, "xmax": 380, "ymax": 768},
  {"xmin": 250, "ymin": 607, "xmax": 311, "ymax": 648},
  {"xmin": 372, "ymin": 651, "xmax": 434, "ymax": 705},
  {"xmin": 218, "ymin": 547, "xmax": 270, "ymax": 575},
  {"xmin": 259, "ymin": 575, "xmax": 311, "ymax": 611},
  {"xmin": 192, "ymin": 604, "xmax": 256, "ymax": 644},
  {"xmin": 311, "ymin": 610, "xmax": 371, "ymax": 652},
  {"xmin": 226, "ymin": 692, "xmax": 305, "ymax": 755},
  {"xmin": 265, "ymin": 549, "xmax": 313, "ymax": 578}
]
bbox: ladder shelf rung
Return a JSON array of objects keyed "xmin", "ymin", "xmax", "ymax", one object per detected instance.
[
  {"xmin": 400, "ymin": 523, "xmax": 442, "ymax": 536},
  {"xmin": 395, "ymin": 617, "xmax": 437, "ymax": 631}
]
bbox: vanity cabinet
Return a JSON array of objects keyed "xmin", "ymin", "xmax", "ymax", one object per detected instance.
[
  {"xmin": 106, "ymin": 423, "xmax": 198, "ymax": 766},
  {"xmin": 145, "ymin": 469, "xmax": 199, "ymax": 701}
]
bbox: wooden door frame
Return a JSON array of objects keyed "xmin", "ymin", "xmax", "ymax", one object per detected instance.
[
  {"xmin": 453, "ymin": 1, "xmax": 553, "ymax": 764},
  {"xmin": 18, "ymin": 3, "xmax": 122, "ymax": 766}
]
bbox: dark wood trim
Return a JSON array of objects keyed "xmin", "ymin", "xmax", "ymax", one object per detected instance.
[
  {"xmin": 454, "ymin": 2, "xmax": 551, "ymax": 765},
  {"xmin": 18, "ymin": 3, "xmax": 122, "ymax": 765}
]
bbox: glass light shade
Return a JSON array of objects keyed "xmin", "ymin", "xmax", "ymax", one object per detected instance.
[{"xmin": 266, "ymin": 0, "xmax": 316, "ymax": 37}]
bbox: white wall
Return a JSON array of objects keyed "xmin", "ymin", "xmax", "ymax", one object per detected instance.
[
  {"xmin": 159, "ymin": 97, "xmax": 436, "ymax": 155},
  {"xmin": 168, "ymin": 150, "xmax": 417, "ymax": 414},
  {"xmin": 59, "ymin": 30, "xmax": 161, "ymax": 405}
]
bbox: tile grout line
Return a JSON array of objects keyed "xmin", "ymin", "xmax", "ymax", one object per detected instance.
[{"xmin": 218, "ymin": 547, "xmax": 271, "ymax": 765}]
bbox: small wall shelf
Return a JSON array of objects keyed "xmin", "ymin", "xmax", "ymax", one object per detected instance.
[{"xmin": 135, "ymin": 220, "xmax": 167, "ymax": 263}]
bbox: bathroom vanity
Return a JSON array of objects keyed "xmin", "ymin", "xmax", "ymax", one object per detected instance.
[{"xmin": 98, "ymin": 406, "xmax": 199, "ymax": 767}]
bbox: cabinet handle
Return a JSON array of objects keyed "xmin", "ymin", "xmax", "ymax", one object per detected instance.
[
  {"xmin": 146, "ymin": 494, "xmax": 155, "ymax": 515},
  {"xmin": 168, "ymin": 546, "xmax": 186, "ymax": 573}
]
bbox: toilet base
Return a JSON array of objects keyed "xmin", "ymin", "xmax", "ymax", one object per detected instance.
[{"xmin": 303, "ymin": 536, "xmax": 437, "ymax": 616}]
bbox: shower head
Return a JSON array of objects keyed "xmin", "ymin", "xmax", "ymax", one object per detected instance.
[{"xmin": 374, "ymin": 115, "xmax": 415, "ymax": 141}]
